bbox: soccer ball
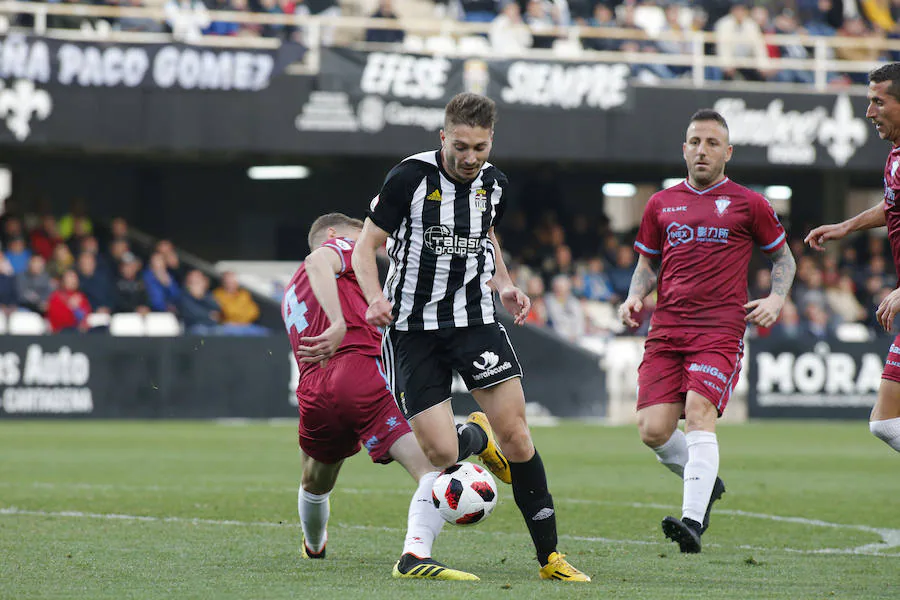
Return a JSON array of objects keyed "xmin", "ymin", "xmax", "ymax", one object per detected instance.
[{"xmin": 432, "ymin": 462, "xmax": 498, "ymax": 525}]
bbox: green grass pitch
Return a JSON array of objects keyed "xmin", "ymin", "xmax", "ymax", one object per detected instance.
[{"xmin": 1, "ymin": 420, "xmax": 898, "ymax": 599}]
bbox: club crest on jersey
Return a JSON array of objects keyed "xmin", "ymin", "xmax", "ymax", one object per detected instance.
[
  {"xmin": 715, "ymin": 196, "xmax": 731, "ymax": 216},
  {"xmin": 473, "ymin": 188, "xmax": 488, "ymax": 212}
]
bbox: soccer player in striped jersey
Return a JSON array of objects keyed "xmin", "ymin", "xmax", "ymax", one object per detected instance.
[
  {"xmin": 806, "ymin": 63, "xmax": 900, "ymax": 456},
  {"xmin": 620, "ymin": 109, "xmax": 796, "ymax": 553},
  {"xmin": 284, "ymin": 213, "xmax": 476, "ymax": 580},
  {"xmin": 353, "ymin": 93, "xmax": 589, "ymax": 582}
]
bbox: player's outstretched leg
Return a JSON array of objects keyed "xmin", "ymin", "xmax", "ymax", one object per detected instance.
[
  {"xmin": 462, "ymin": 412, "xmax": 512, "ymax": 484},
  {"xmin": 473, "ymin": 380, "xmax": 589, "ymax": 582},
  {"xmin": 388, "ymin": 432, "xmax": 479, "ymax": 581},
  {"xmin": 299, "ymin": 453, "xmax": 342, "ymax": 559}
]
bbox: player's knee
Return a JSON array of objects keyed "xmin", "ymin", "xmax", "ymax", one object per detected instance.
[
  {"xmin": 496, "ymin": 423, "xmax": 533, "ymax": 462},
  {"xmin": 424, "ymin": 444, "xmax": 458, "ymax": 470},
  {"xmin": 301, "ymin": 474, "xmax": 333, "ymax": 495},
  {"xmin": 638, "ymin": 424, "xmax": 672, "ymax": 449}
]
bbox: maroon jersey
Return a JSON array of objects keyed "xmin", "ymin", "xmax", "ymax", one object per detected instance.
[
  {"xmin": 634, "ymin": 177, "xmax": 786, "ymax": 336},
  {"xmin": 882, "ymin": 145, "xmax": 900, "ymax": 286},
  {"xmin": 282, "ymin": 237, "xmax": 382, "ymax": 383}
]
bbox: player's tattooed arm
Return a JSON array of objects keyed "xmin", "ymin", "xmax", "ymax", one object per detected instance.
[
  {"xmin": 627, "ymin": 255, "xmax": 660, "ymax": 301},
  {"xmin": 768, "ymin": 244, "xmax": 796, "ymax": 299}
]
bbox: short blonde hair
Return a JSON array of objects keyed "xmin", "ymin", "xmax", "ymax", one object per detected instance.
[{"xmin": 307, "ymin": 213, "xmax": 364, "ymax": 250}]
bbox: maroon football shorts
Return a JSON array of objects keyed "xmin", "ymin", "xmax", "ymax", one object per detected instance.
[
  {"xmin": 296, "ymin": 352, "xmax": 411, "ymax": 464},
  {"xmin": 882, "ymin": 334, "xmax": 900, "ymax": 384},
  {"xmin": 637, "ymin": 327, "xmax": 744, "ymax": 416}
]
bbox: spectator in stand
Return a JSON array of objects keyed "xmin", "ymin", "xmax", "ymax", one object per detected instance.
[
  {"xmin": 524, "ymin": 274, "xmax": 549, "ymax": 326},
  {"xmin": 524, "ymin": 0, "xmax": 559, "ymax": 49},
  {"xmin": 656, "ymin": 3, "xmax": 692, "ymax": 75},
  {"xmin": 366, "ymin": 0, "xmax": 405, "ymax": 44},
  {"xmin": 796, "ymin": 267, "xmax": 828, "ymax": 311},
  {"xmin": 0, "ymin": 252, "xmax": 16, "ymax": 314},
  {"xmin": 5, "ymin": 236, "xmax": 31, "ymax": 274},
  {"xmin": 490, "ymin": 1, "xmax": 533, "ymax": 53},
  {"xmin": 213, "ymin": 271, "xmax": 269, "ymax": 335},
  {"xmin": 542, "ymin": 244, "xmax": 576, "ymax": 288},
  {"xmin": 257, "ymin": 0, "xmax": 288, "ymax": 39},
  {"xmin": 118, "ymin": 0, "xmax": 166, "ymax": 32},
  {"xmin": 583, "ymin": 2, "xmax": 619, "ymax": 51},
  {"xmin": 545, "ymin": 274, "xmax": 585, "ymax": 342},
  {"xmin": 826, "ymin": 273, "xmax": 868, "ymax": 324},
  {"xmin": 30, "ymin": 215, "xmax": 63, "ymax": 261},
  {"xmin": 58, "ymin": 198, "xmax": 93, "ymax": 241},
  {"xmin": 46, "ymin": 269, "xmax": 92, "ymax": 334},
  {"xmin": 179, "ymin": 269, "xmax": 222, "ymax": 334},
  {"xmin": 77, "ymin": 251, "xmax": 114, "ymax": 315},
  {"xmin": 155, "ymin": 239, "xmax": 187, "ymax": 284},
  {"xmin": 768, "ymin": 298, "xmax": 802, "ymax": 338},
  {"xmin": 16, "ymin": 254, "xmax": 53, "ymax": 314},
  {"xmin": 457, "ymin": 0, "xmax": 500, "ymax": 22},
  {"xmin": 608, "ymin": 244, "xmax": 636, "ymax": 300},
  {"xmin": 714, "ymin": 1, "xmax": 771, "ymax": 81},
  {"xmin": 108, "ymin": 238, "xmax": 132, "ymax": 268},
  {"xmin": 143, "ymin": 252, "xmax": 182, "ymax": 312},
  {"xmin": 836, "ymin": 17, "xmax": 884, "ymax": 84},
  {"xmin": 109, "ymin": 217, "xmax": 130, "ymax": 246},
  {"xmin": 576, "ymin": 256, "xmax": 615, "ymax": 302},
  {"xmin": 770, "ymin": 9, "xmax": 815, "ymax": 84},
  {"xmin": 1, "ymin": 215, "xmax": 24, "ymax": 248},
  {"xmin": 802, "ymin": 302, "xmax": 836, "ymax": 340},
  {"xmin": 114, "ymin": 253, "xmax": 151, "ymax": 315},
  {"xmin": 74, "ymin": 235, "xmax": 115, "ymax": 280},
  {"xmin": 47, "ymin": 243, "xmax": 75, "ymax": 282}
]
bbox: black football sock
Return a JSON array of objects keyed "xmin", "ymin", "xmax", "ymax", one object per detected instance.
[
  {"xmin": 456, "ymin": 423, "xmax": 488, "ymax": 461},
  {"xmin": 510, "ymin": 449, "xmax": 557, "ymax": 566}
]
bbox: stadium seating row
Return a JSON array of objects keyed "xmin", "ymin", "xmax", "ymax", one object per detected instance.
[{"xmin": 0, "ymin": 311, "xmax": 182, "ymax": 336}]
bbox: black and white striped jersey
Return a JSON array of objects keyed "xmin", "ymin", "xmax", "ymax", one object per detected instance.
[{"xmin": 367, "ymin": 150, "xmax": 508, "ymax": 331}]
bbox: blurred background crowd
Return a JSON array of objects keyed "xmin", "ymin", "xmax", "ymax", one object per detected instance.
[
  {"xmin": 24, "ymin": 0, "xmax": 900, "ymax": 86},
  {"xmin": 0, "ymin": 201, "xmax": 268, "ymax": 335}
]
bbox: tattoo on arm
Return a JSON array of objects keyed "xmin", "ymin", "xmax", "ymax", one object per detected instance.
[
  {"xmin": 768, "ymin": 245, "xmax": 796, "ymax": 298},
  {"xmin": 627, "ymin": 257, "xmax": 660, "ymax": 300}
]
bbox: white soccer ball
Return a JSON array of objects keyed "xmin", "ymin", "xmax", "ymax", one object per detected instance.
[{"xmin": 432, "ymin": 461, "xmax": 498, "ymax": 525}]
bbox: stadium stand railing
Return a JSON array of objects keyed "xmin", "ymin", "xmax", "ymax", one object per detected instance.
[{"xmin": 1, "ymin": 0, "xmax": 899, "ymax": 90}]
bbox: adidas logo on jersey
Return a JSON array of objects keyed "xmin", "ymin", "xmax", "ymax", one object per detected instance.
[{"xmin": 426, "ymin": 189, "xmax": 442, "ymax": 202}]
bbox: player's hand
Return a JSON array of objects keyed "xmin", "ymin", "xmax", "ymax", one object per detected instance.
[
  {"xmin": 877, "ymin": 288, "xmax": 900, "ymax": 332},
  {"xmin": 804, "ymin": 223, "xmax": 848, "ymax": 251},
  {"xmin": 500, "ymin": 285, "xmax": 530, "ymax": 325},
  {"xmin": 744, "ymin": 295, "xmax": 784, "ymax": 328},
  {"xmin": 297, "ymin": 320, "xmax": 347, "ymax": 366},
  {"xmin": 365, "ymin": 297, "xmax": 393, "ymax": 328},
  {"xmin": 618, "ymin": 296, "xmax": 643, "ymax": 328}
]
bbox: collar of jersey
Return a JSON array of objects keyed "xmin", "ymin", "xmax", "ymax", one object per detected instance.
[{"xmin": 684, "ymin": 177, "xmax": 730, "ymax": 195}]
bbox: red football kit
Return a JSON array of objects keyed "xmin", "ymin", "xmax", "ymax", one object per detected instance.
[
  {"xmin": 879, "ymin": 145, "xmax": 900, "ymax": 383},
  {"xmin": 282, "ymin": 237, "xmax": 410, "ymax": 464},
  {"xmin": 633, "ymin": 177, "xmax": 786, "ymax": 413}
]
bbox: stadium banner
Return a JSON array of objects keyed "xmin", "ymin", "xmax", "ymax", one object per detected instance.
[
  {"xmin": 0, "ymin": 32, "xmax": 304, "ymax": 95},
  {"xmin": 0, "ymin": 45, "xmax": 884, "ymax": 168},
  {"xmin": 0, "ymin": 335, "xmax": 293, "ymax": 419},
  {"xmin": 450, "ymin": 316, "xmax": 607, "ymax": 418},
  {"xmin": 747, "ymin": 336, "xmax": 888, "ymax": 419}
]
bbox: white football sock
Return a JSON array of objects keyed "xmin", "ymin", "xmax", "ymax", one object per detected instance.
[
  {"xmin": 402, "ymin": 471, "xmax": 445, "ymax": 558},
  {"xmin": 299, "ymin": 487, "xmax": 330, "ymax": 553},
  {"xmin": 653, "ymin": 429, "xmax": 688, "ymax": 478},
  {"xmin": 681, "ymin": 431, "xmax": 719, "ymax": 525},
  {"xmin": 870, "ymin": 418, "xmax": 900, "ymax": 452}
]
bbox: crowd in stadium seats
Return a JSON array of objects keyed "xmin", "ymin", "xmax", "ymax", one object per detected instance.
[
  {"xmin": 24, "ymin": 0, "xmax": 900, "ymax": 85},
  {"xmin": 499, "ymin": 208, "xmax": 900, "ymax": 344},
  {"xmin": 0, "ymin": 206, "xmax": 268, "ymax": 336}
]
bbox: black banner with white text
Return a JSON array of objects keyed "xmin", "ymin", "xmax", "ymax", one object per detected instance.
[{"xmin": 747, "ymin": 337, "xmax": 889, "ymax": 419}]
